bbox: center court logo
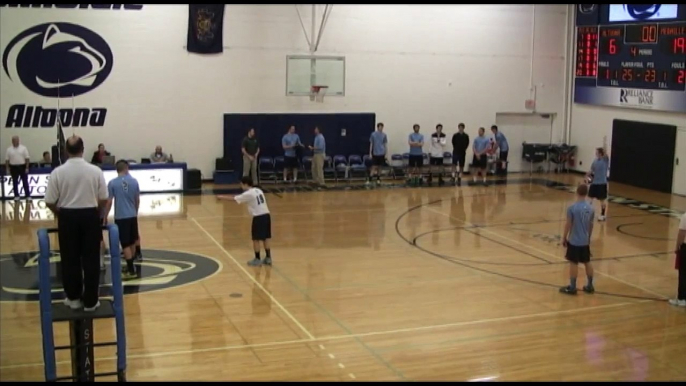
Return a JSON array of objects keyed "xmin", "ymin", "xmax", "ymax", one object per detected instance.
[
  {"xmin": 2, "ymin": 22, "xmax": 113, "ymax": 128},
  {"xmin": 0, "ymin": 249, "xmax": 222, "ymax": 302}
]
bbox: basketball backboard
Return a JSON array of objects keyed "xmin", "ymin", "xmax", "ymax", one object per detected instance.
[{"xmin": 286, "ymin": 55, "xmax": 345, "ymax": 97}]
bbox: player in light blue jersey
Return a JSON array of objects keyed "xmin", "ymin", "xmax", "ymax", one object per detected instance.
[
  {"xmin": 586, "ymin": 147, "xmax": 610, "ymax": 221},
  {"xmin": 407, "ymin": 124, "xmax": 424, "ymax": 186},
  {"xmin": 104, "ymin": 160, "xmax": 141, "ymax": 280},
  {"xmin": 560, "ymin": 184, "xmax": 596, "ymax": 295}
]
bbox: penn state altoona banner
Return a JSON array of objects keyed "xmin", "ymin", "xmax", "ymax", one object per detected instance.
[{"xmin": 187, "ymin": 4, "xmax": 225, "ymax": 54}]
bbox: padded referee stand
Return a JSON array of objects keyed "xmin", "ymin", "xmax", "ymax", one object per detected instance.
[{"xmin": 37, "ymin": 225, "xmax": 127, "ymax": 382}]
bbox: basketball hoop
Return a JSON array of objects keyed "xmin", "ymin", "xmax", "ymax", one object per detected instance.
[{"xmin": 310, "ymin": 85, "xmax": 328, "ymax": 103}]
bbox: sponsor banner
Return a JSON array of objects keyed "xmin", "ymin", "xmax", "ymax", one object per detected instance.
[
  {"xmin": 1, "ymin": 167, "xmax": 184, "ymax": 198},
  {"xmin": 574, "ymin": 85, "xmax": 686, "ymax": 113},
  {"xmin": 2, "ymin": 193, "xmax": 183, "ymax": 222}
]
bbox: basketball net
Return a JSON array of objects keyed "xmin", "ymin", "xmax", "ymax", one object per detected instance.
[{"xmin": 310, "ymin": 85, "xmax": 328, "ymax": 103}]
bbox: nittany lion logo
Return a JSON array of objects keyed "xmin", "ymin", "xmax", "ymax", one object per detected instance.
[
  {"xmin": 2, "ymin": 22, "xmax": 113, "ymax": 97},
  {"xmin": 0, "ymin": 249, "xmax": 222, "ymax": 302},
  {"xmin": 624, "ymin": 4, "xmax": 661, "ymax": 20}
]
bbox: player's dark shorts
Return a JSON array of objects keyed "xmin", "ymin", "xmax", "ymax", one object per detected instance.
[
  {"xmin": 565, "ymin": 244, "xmax": 591, "ymax": 264},
  {"xmin": 472, "ymin": 154, "xmax": 487, "ymax": 169},
  {"xmin": 589, "ymin": 183, "xmax": 608, "ymax": 200},
  {"xmin": 284, "ymin": 156, "xmax": 298, "ymax": 169},
  {"xmin": 252, "ymin": 213, "xmax": 272, "ymax": 241},
  {"xmin": 115, "ymin": 217, "xmax": 139, "ymax": 248},
  {"xmin": 452, "ymin": 151, "xmax": 466, "ymax": 166},
  {"xmin": 372, "ymin": 155, "xmax": 385, "ymax": 166},
  {"xmin": 499, "ymin": 151, "xmax": 509, "ymax": 162},
  {"xmin": 408, "ymin": 155, "xmax": 423, "ymax": 168},
  {"xmin": 429, "ymin": 157, "xmax": 443, "ymax": 166}
]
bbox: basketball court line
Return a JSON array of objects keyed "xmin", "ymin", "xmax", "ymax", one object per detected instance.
[
  {"xmin": 189, "ymin": 216, "xmax": 315, "ymax": 340},
  {"xmin": 0, "ymin": 300, "xmax": 648, "ymax": 370},
  {"xmin": 424, "ymin": 205, "xmax": 669, "ymax": 299}
]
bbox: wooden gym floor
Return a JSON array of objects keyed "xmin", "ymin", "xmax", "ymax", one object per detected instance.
[{"xmin": 1, "ymin": 174, "xmax": 685, "ymax": 381}]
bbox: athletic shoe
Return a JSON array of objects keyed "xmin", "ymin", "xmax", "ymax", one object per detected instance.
[
  {"xmin": 13, "ymin": 197, "xmax": 20, "ymax": 202},
  {"xmin": 84, "ymin": 301, "xmax": 101, "ymax": 312},
  {"xmin": 263, "ymin": 257, "xmax": 272, "ymax": 266},
  {"xmin": 583, "ymin": 285, "xmax": 595, "ymax": 294},
  {"xmin": 247, "ymin": 258, "xmax": 262, "ymax": 267},
  {"xmin": 598, "ymin": 215, "xmax": 606, "ymax": 222},
  {"xmin": 121, "ymin": 271, "xmax": 137, "ymax": 281},
  {"xmin": 135, "ymin": 253, "xmax": 143, "ymax": 261},
  {"xmin": 668, "ymin": 299, "xmax": 686, "ymax": 307},
  {"xmin": 559, "ymin": 286, "xmax": 578, "ymax": 295},
  {"xmin": 63, "ymin": 298, "xmax": 83, "ymax": 310}
]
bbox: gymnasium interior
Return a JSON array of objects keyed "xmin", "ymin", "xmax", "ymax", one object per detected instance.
[{"xmin": 0, "ymin": 4, "xmax": 685, "ymax": 382}]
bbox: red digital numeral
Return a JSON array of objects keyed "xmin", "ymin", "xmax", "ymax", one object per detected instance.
[
  {"xmin": 644, "ymin": 69, "xmax": 656, "ymax": 82},
  {"xmin": 674, "ymin": 37, "xmax": 686, "ymax": 54},
  {"xmin": 622, "ymin": 68, "xmax": 633, "ymax": 81},
  {"xmin": 609, "ymin": 38, "xmax": 617, "ymax": 54},
  {"xmin": 678, "ymin": 70, "xmax": 685, "ymax": 84},
  {"xmin": 642, "ymin": 25, "xmax": 657, "ymax": 42}
]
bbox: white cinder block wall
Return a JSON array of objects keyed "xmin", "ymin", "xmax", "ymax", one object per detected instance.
[{"xmin": 1, "ymin": 4, "xmax": 568, "ymax": 177}]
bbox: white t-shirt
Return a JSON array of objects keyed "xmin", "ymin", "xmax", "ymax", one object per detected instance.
[
  {"xmin": 430, "ymin": 133, "xmax": 447, "ymax": 158},
  {"xmin": 234, "ymin": 187, "xmax": 270, "ymax": 217},
  {"xmin": 680, "ymin": 212, "xmax": 686, "ymax": 231},
  {"xmin": 45, "ymin": 157, "xmax": 108, "ymax": 209},
  {"xmin": 5, "ymin": 145, "xmax": 30, "ymax": 165}
]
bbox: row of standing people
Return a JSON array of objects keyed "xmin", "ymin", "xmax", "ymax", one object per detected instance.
[{"xmin": 240, "ymin": 123, "xmax": 510, "ymax": 187}]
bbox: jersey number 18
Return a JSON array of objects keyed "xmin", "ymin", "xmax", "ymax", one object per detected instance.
[{"xmin": 256, "ymin": 194, "xmax": 265, "ymax": 205}]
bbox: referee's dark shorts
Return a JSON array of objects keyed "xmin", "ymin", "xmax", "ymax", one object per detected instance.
[{"xmin": 58, "ymin": 207, "xmax": 102, "ymax": 307}]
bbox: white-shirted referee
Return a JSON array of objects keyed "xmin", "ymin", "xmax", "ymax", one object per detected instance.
[
  {"xmin": 4, "ymin": 135, "xmax": 31, "ymax": 201},
  {"xmin": 45, "ymin": 136, "xmax": 109, "ymax": 312}
]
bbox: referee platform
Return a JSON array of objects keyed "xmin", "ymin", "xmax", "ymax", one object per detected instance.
[{"xmin": 37, "ymin": 225, "xmax": 127, "ymax": 382}]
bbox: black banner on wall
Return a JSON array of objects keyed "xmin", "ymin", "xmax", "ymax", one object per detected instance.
[{"xmin": 187, "ymin": 4, "xmax": 225, "ymax": 54}]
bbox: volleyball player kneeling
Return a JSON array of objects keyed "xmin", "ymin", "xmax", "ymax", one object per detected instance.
[{"xmin": 219, "ymin": 177, "xmax": 272, "ymax": 267}]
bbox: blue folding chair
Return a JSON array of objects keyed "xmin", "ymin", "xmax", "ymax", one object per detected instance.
[
  {"xmin": 391, "ymin": 154, "xmax": 404, "ymax": 179},
  {"xmin": 323, "ymin": 156, "xmax": 336, "ymax": 181},
  {"xmin": 301, "ymin": 156, "xmax": 313, "ymax": 180},
  {"xmin": 258, "ymin": 157, "xmax": 275, "ymax": 183},
  {"xmin": 348, "ymin": 155, "xmax": 367, "ymax": 180},
  {"xmin": 333, "ymin": 155, "xmax": 348, "ymax": 181}
]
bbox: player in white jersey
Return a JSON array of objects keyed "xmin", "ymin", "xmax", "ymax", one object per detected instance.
[{"xmin": 218, "ymin": 176, "xmax": 272, "ymax": 266}]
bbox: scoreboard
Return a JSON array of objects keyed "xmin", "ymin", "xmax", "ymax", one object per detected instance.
[{"xmin": 574, "ymin": 4, "xmax": 686, "ymax": 113}]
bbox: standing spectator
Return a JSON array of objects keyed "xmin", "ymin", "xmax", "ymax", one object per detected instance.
[
  {"xmin": 242, "ymin": 128, "xmax": 260, "ymax": 185},
  {"xmin": 150, "ymin": 146, "xmax": 172, "ymax": 164},
  {"xmin": 407, "ymin": 124, "xmax": 424, "ymax": 186},
  {"xmin": 670, "ymin": 212, "xmax": 686, "ymax": 307},
  {"xmin": 281, "ymin": 125, "xmax": 302, "ymax": 183},
  {"xmin": 44, "ymin": 136, "xmax": 108, "ymax": 312},
  {"xmin": 472, "ymin": 127, "xmax": 490, "ymax": 185},
  {"xmin": 308, "ymin": 126, "xmax": 326, "ymax": 187},
  {"xmin": 451, "ymin": 123, "xmax": 469, "ymax": 185},
  {"xmin": 428, "ymin": 124, "xmax": 447, "ymax": 186},
  {"xmin": 91, "ymin": 143, "xmax": 110, "ymax": 164},
  {"xmin": 491, "ymin": 125, "xmax": 509, "ymax": 175},
  {"xmin": 4, "ymin": 135, "xmax": 30, "ymax": 201},
  {"xmin": 368, "ymin": 122, "xmax": 388, "ymax": 185}
]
